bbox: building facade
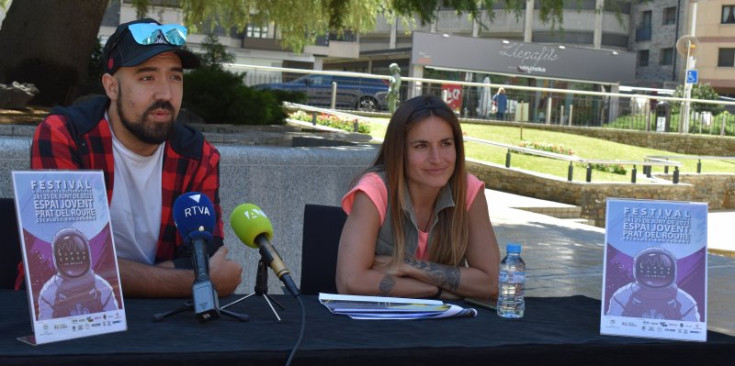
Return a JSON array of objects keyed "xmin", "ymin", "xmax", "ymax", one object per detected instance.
[
  {"xmin": 691, "ymin": 1, "xmax": 735, "ymax": 96},
  {"xmin": 3, "ymin": 0, "xmax": 731, "ymax": 96},
  {"xmin": 629, "ymin": 0, "xmax": 735, "ymax": 96}
]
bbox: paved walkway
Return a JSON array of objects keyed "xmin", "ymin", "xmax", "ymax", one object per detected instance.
[{"xmin": 486, "ymin": 189, "xmax": 735, "ymax": 337}]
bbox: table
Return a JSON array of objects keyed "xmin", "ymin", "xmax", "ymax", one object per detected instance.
[{"xmin": 0, "ymin": 290, "xmax": 733, "ymax": 365}]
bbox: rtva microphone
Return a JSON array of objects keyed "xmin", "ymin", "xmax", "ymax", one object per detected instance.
[
  {"xmin": 172, "ymin": 192, "xmax": 220, "ymax": 322},
  {"xmin": 230, "ymin": 203, "xmax": 301, "ymax": 297}
]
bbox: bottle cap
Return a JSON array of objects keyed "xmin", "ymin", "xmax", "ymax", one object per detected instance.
[{"xmin": 506, "ymin": 243, "xmax": 521, "ymax": 254}]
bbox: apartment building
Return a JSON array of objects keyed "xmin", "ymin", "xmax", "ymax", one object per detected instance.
[
  {"xmin": 691, "ymin": 1, "xmax": 735, "ymax": 96},
  {"xmin": 85, "ymin": 1, "xmax": 639, "ymax": 123},
  {"xmin": 96, "ymin": 1, "xmax": 634, "ymax": 82},
  {"xmin": 630, "ymin": 0, "xmax": 735, "ymax": 96},
  {"xmin": 4, "ymin": 1, "xmax": 731, "ymax": 96},
  {"xmin": 100, "ymin": 0, "xmax": 317, "ymax": 72}
]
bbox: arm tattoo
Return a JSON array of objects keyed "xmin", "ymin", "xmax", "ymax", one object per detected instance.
[
  {"xmin": 404, "ymin": 258, "xmax": 461, "ymax": 292},
  {"xmin": 378, "ymin": 275, "xmax": 396, "ymax": 296}
]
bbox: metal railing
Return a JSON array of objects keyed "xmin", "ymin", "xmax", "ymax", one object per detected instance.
[
  {"xmin": 645, "ymin": 155, "xmax": 735, "ymax": 174},
  {"xmin": 225, "ymin": 62, "xmax": 735, "ymax": 137},
  {"xmin": 398, "ymin": 74, "xmax": 735, "ymax": 133},
  {"xmin": 282, "ymin": 96, "xmax": 716, "ymax": 185},
  {"xmin": 464, "ymin": 137, "xmax": 683, "ymax": 184},
  {"xmin": 282, "ymin": 102, "xmax": 386, "ymax": 130}
]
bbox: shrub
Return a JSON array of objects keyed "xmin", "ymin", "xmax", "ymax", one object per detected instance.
[
  {"xmin": 584, "ymin": 163, "xmax": 627, "ymax": 175},
  {"xmin": 181, "ymin": 34, "xmax": 291, "ymax": 125},
  {"xmin": 289, "ymin": 111, "xmax": 371, "ymax": 134},
  {"xmin": 183, "ymin": 67, "xmax": 287, "ymax": 125},
  {"xmin": 518, "ymin": 141, "xmax": 574, "ymax": 155},
  {"xmin": 515, "ymin": 140, "xmax": 626, "ymax": 175},
  {"xmin": 672, "ymin": 83, "xmax": 724, "ymax": 115}
]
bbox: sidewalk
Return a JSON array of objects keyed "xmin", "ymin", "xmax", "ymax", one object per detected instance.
[
  {"xmin": 487, "ymin": 189, "xmax": 735, "ymax": 255},
  {"xmin": 486, "ymin": 189, "xmax": 735, "ymax": 336}
]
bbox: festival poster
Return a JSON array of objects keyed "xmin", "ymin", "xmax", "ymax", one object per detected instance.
[
  {"xmin": 12, "ymin": 170, "xmax": 127, "ymax": 345},
  {"xmin": 600, "ymin": 198, "xmax": 707, "ymax": 342}
]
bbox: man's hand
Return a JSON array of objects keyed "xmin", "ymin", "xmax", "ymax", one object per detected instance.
[{"xmin": 208, "ymin": 246, "xmax": 243, "ymax": 296}]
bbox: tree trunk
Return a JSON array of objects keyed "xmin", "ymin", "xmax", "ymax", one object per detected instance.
[{"xmin": 0, "ymin": 0, "xmax": 109, "ymax": 106}]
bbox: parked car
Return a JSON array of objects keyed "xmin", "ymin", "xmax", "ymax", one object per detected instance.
[{"xmin": 254, "ymin": 74, "xmax": 389, "ymax": 112}]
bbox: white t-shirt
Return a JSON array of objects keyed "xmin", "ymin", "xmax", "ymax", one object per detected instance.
[{"xmin": 108, "ymin": 117, "xmax": 165, "ymax": 264}]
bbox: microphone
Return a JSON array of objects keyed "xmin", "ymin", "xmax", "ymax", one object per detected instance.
[
  {"xmin": 230, "ymin": 203, "xmax": 300, "ymax": 297},
  {"xmin": 172, "ymin": 192, "xmax": 220, "ymax": 322}
]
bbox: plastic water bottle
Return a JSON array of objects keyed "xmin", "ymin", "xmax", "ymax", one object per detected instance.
[{"xmin": 497, "ymin": 243, "xmax": 526, "ymax": 319}]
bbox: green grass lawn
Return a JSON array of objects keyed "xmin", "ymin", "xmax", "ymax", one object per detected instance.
[{"xmin": 363, "ymin": 119, "xmax": 735, "ymax": 183}]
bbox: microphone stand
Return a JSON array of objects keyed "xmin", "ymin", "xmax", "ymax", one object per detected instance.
[
  {"xmin": 153, "ymin": 240, "xmax": 249, "ymax": 323},
  {"xmin": 153, "ymin": 299, "xmax": 250, "ymax": 322},
  {"xmin": 221, "ymin": 258, "xmax": 286, "ymax": 321}
]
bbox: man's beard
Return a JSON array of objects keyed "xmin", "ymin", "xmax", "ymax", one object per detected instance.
[{"xmin": 116, "ymin": 90, "xmax": 176, "ymax": 145}]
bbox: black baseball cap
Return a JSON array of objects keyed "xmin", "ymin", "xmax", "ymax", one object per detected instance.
[{"xmin": 103, "ymin": 18, "xmax": 200, "ymax": 75}]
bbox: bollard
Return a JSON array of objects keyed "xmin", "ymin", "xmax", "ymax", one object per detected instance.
[
  {"xmin": 567, "ymin": 161, "xmax": 574, "ymax": 182},
  {"xmin": 560, "ymin": 105, "xmax": 564, "ymax": 125},
  {"xmin": 311, "ymin": 112, "xmax": 317, "ymax": 126},
  {"xmin": 697, "ymin": 159, "xmax": 701, "ymax": 174},
  {"xmin": 331, "ymin": 82, "xmax": 338, "ymax": 110},
  {"xmin": 353, "ymin": 120, "xmax": 359, "ymax": 133},
  {"xmin": 722, "ymin": 114, "xmax": 727, "ymax": 136},
  {"xmin": 568, "ymin": 105, "xmax": 574, "ymax": 126},
  {"xmin": 631, "ymin": 165, "xmax": 637, "ymax": 184},
  {"xmin": 643, "ymin": 165, "xmax": 651, "ymax": 177},
  {"xmin": 586, "ymin": 163, "xmax": 592, "ymax": 183},
  {"xmin": 673, "ymin": 166, "xmax": 680, "ymax": 184},
  {"xmin": 505, "ymin": 150, "xmax": 511, "ymax": 168}
]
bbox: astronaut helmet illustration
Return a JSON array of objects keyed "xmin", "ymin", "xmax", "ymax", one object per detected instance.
[
  {"xmin": 633, "ymin": 247, "xmax": 676, "ymax": 288},
  {"xmin": 52, "ymin": 228, "xmax": 91, "ymax": 278}
]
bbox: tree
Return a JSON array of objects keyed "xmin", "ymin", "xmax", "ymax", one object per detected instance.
[
  {"xmin": 0, "ymin": 0, "xmax": 573, "ymax": 106},
  {"xmin": 196, "ymin": 33, "xmax": 236, "ymax": 69},
  {"xmin": 0, "ymin": 0, "xmax": 109, "ymax": 106},
  {"xmin": 673, "ymin": 83, "xmax": 723, "ymax": 115},
  {"xmin": 147, "ymin": 0, "xmax": 571, "ymax": 53}
]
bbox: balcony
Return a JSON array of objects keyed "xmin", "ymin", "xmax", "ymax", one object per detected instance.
[
  {"xmin": 304, "ymin": 34, "xmax": 360, "ymax": 58},
  {"xmin": 635, "ymin": 26, "xmax": 651, "ymax": 42}
]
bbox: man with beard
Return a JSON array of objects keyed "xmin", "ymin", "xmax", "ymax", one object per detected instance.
[{"xmin": 25, "ymin": 19, "xmax": 242, "ymax": 298}]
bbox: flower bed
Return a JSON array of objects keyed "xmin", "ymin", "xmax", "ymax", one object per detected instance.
[
  {"xmin": 289, "ymin": 110, "xmax": 371, "ymax": 134},
  {"xmin": 516, "ymin": 140, "xmax": 626, "ymax": 175}
]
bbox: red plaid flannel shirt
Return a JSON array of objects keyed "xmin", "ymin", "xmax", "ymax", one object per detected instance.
[{"xmin": 17, "ymin": 96, "xmax": 223, "ymax": 289}]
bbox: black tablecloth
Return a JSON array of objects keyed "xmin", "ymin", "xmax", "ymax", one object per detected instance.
[{"xmin": 0, "ymin": 290, "xmax": 733, "ymax": 366}]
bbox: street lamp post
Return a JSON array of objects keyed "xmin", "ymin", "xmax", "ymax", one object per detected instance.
[{"xmin": 681, "ymin": 0, "xmax": 705, "ymax": 133}]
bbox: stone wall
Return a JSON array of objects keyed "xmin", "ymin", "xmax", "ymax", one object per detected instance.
[
  {"xmin": 476, "ymin": 121, "xmax": 735, "ymax": 156},
  {"xmin": 467, "ymin": 158, "xmax": 735, "ymax": 227},
  {"xmin": 0, "ymin": 136, "xmax": 378, "ymax": 295}
]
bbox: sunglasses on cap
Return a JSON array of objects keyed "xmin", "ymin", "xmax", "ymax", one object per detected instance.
[
  {"xmin": 104, "ymin": 20, "xmax": 199, "ymax": 74},
  {"xmin": 127, "ymin": 23, "xmax": 188, "ymax": 46}
]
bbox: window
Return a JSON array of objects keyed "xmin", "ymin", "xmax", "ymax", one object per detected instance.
[
  {"xmin": 660, "ymin": 48, "xmax": 674, "ymax": 66},
  {"xmin": 642, "ymin": 10, "xmax": 652, "ymax": 27},
  {"xmin": 246, "ymin": 24, "xmax": 269, "ymax": 38},
  {"xmin": 719, "ymin": 48, "xmax": 735, "ymax": 67},
  {"xmin": 636, "ymin": 10, "xmax": 652, "ymax": 41},
  {"xmin": 723, "ymin": 5, "xmax": 735, "ymax": 24},
  {"xmin": 638, "ymin": 50, "xmax": 649, "ymax": 67},
  {"xmin": 663, "ymin": 7, "xmax": 677, "ymax": 25}
]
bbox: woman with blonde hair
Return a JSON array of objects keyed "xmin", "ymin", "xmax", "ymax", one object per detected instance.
[
  {"xmin": 493, "ymin": 87, "xmax": 508, "ymax": 120},
  {"xmin": 336, "ymin": 95, "xmax": 500, "ymax": 300}
]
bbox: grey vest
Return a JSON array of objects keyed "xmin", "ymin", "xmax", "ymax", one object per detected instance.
[{"xmin": 374, "ymin": 172, "xmax": 457, "ymax": 257}]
